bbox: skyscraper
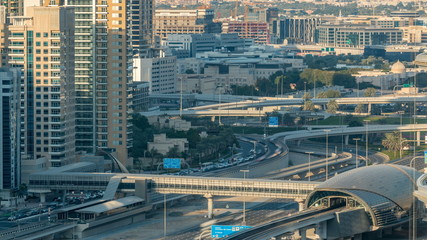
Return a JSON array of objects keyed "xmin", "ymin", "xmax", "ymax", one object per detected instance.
[
  {"xmin": 0, "ymin": 6, "xmax": 76, "ymax": 167},
  {"xmin": 44, "ymin": 0, "xmax": 156, "ymax": 165},
  {"xmin": 0, "ymin": 67, "xmax": 21, "ymax": 206}
]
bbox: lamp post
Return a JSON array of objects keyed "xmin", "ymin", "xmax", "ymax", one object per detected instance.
[
  {"xmin": 216, "ymin": 85, "xmax": 223, "ymax": 126},
  {"xmin": 410, "ymin": 156, "xmax": 422, "ymax": 240},
  {"xmin": 357, "ymin": 81, "xmax": 360, "ymax": 97},
  {"xmin": 363, "ymin": 120, "xmax": 370, "ymax": 166},
  {"xmin": 240, "ymin": 169, "xmax": 249, "ymax": 226},
  {"xmin": 304, "ymin": 81, "xmax": 307, "ymax": 96},
  {"xmin": 180, "ymin": 76, "xmax": 183, "ymax": 117},
  {"xmin": 353, "ymin": 138, "xmax": 361, "ymax": 168},
  {"xmin": 305, "ymin": 152, "xmax": 314, "ymax": 181},
  {"xmin": 164, "ymin": 194, "xmax": 167, "ymax": 238},
  {"xmin": 324, "ymin": 129, "xmax": 331, "ymax": 180}
]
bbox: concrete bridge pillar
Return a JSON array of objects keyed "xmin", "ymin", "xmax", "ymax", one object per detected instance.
[
  {"xmin": 315, "ymin": 221, "xmax": 327, "ymax": 240},
  {"xmin": 295, "ymin": 199, "xmax": 305, "ymax": 212},
  {"xmin": 40, "ymin": 193, "xmax": 46, "ymax": 203},
  {"xmin": 211, "ymin": 116, "xmax": 215, "ymax": 122},
  {"xmin": 368, "ymin": 103, "xmax": 372, "ymax": 113},
  {"xmin": 299, "ymin": 229, "xmax": 307, "ymax": 240},
  {"xmin": 417, "ymin": 131, "xmax": 421, "ymax": 146},
  {"xmin": 205, "ymin": 194, "xmax": 214, "ymax": 219},
  {"xmin": 344, "ymin": 135, "xmax": 349, "ymax": 145},
  {"xmin": 297, "ymin": 140, "xmax": 302, "ymax": 146}
]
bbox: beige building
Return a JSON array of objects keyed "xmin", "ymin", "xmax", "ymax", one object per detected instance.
[
  {"xmin": 147, "ymin": 116, "xmax": 191, "ymax": 131},
  {"xmin": 0, "ymin": 6, "xmax": 76, "ymax": 167},
  {"xmin": 147, "ymin": 134, "xmax": 188, "ymax": 155},
  {"xmin": 40, "ymin": 0, "xmax": 134, "ymax": 166},
  {"xmin": 154, "ymin": 8, "xmax": 221, "ymax": 41},
  {"xmin": 177, "ymin": 74, "xmax": 217, "ymax": 94}
]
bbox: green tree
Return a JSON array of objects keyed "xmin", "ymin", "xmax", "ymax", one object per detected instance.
[
  {"xmin": 283, "ymin": 113, "xmax": 295, "ymax": 126},
  {"xmin": 317, "ymin": 89, "xmax": 341, "ymax": 98},
  {"xmin": 382, "ymin": 131, "xmax": 407, "ymax": 156},
  {"xmin": 302, "ymin": 92, "xmax": 312, "ymax": 100},
  {"xmin": 130, "ymin": 114, "xmax": 154, "ymax": 158},
  {"xmin": 303, "ymin": 100, "xmax": 315, "ymax": 111},
  {"xmin": 355, "ymin": 103, "xmax": 365, "ymax": 113},
  {"xmin": 413, "ymin": 73, "xmax": 427, "ymax": 88},
  {"xmin": 148, "ymin": 148, "xmax": 162, "ymax": 171},
  {"xmin": 332, "ymin": 73, "xmax": 356, "ymax": 88},
  {"xmin": 166, "ymin": 146, "xmax": 180, "ymax": 158},
  {"xmin": 230, "ymin": 84, "xmax": 258, "ymax": 96},
  {"xmin": 364, "ymin": 87, "xmax": 376, "ymax": 97},
  {"xmin": 348, "ymin": 120, "xmax": 363, "ymax": 127},
  {"xmin": 256, "ymin": 77, "xmax": 276, "ymax": 96},
  {"xmin": 344, "ymin": 114, "xmax": 354, "ymax": 124},
  {"xmin": 326, "ymin": 100, "xmax": 339, "ymax": 114}
]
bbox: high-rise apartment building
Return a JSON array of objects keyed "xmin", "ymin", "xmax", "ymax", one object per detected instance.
[
  {"xmin": 0, "ymin": 6, "xmax": 76, "ymax": 167},
  {"xmin": 155, "ymin": 8, "xmax": 221, "ymax": 41},
  {"xmin": 1, "ymin": 0, "xmax": 23, "ymax": 16},
  {"xmin": 45, "ymin": 0, "xmax": 139, "ymax": 165},
  {"xmin": 0, "ymin": 67, "xmax": 20, "ymax": 206},
  {"xmin": 129, "ymin": 0, "xmax": 155, "ymax": 57},
  {"xmin": 273, "ymin": 17, "xmax": 320, "ymax": 44}
]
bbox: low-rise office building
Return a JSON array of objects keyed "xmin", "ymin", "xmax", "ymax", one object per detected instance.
[
  {"xmin": 147, "ymin": 134, "xmax": 188, "ymax": 155},
  {"xmin": 317, "ymin": 24, "xmax": 403, "ymax": 48},
  {"xmin": 133, "ymin": 56, "xmax": 177, "ymax": 94}
]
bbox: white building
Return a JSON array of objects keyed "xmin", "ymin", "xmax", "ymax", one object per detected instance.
[
  {"xmin": 133, "ymin": 56, "xmax": 177, "ymax": 94},
  {"xmin": 353, "ymin": 61, "xmax": 416, "ymax": 90}
]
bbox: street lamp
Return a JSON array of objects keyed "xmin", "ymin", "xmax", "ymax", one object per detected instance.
[
  {"xmin": 324, "ymin": 129, "xmax": 331, "ymax": 180},
  {"xmin": 305, "ymin": 152, "xmax": 314, "ymax": 181},
  {"xmin": 216, "ymin": 85, "xmax": 223, "ymax": 126},
  {"xmin": 353, "ymin": 138, "xmax": 361, "ymax": 168},
  {"xmin": 240, "ymin": 169, "xmax": 250, "ymax": 226},
  {"xmin": 164, "ymin": 194, "xmax": 167, "ymax": 238},
  {"xmin": 363, "ymin": 120, "xmax": 370, "ymax": 166}
]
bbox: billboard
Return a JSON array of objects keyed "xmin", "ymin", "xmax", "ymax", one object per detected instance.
[
  {"xmin": 163, "ymin": 158, "xmax": 181, "ymax": 169},
  {"xmin": 269, "ymin": 116, "xmax": 279, "ymax": 128},
  {"xmin": 211, "ymin": 225, "xmax": 252, "ymax": 238}
]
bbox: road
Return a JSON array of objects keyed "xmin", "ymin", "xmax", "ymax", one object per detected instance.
[{"xmin": 167, "ymin": 199, "xmax": 298, "ymax": 240}]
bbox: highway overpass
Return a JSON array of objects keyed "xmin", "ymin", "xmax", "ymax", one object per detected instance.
[{"xmin": 144, "ymin": 94, "xmax": 427, "ymax": 118}]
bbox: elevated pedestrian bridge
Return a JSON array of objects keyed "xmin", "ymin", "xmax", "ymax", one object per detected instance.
[{"xmin": 28, "ymin": 172, "xmax": 319, "ymax": 200}]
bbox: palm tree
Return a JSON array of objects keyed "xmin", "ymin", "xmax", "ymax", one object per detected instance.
[
  {"xmin": 355, "ymin": 103, "xmax": 365, "ymax": 113},
  {"xmin": 326, "ymin": 100, "xmax": 339, "ymax": 114},
  {"xmin": 382, "ymin": 131, "xmax": 407, "ymax": 157},
  {"xmin": 364, "ymin": 87, "xmax": 376, "ymax": 97},
  {"xmin": 303, "ymin": 100, "xmax": 315, "ymax": 111}
]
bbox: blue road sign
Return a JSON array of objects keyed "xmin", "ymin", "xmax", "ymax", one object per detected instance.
[
  {"xmin": 424, "ymin": 151, "xmax": 427, "ymax": 164},
  {"xmin": 269, "ymin": 116, "xmax": 279, "ymax": 127},
  {"xmin": 211, "ymin": 225, "xmax": 252, "ymax": 238},
  {"xmin": 163, "ymin": 158, "xmax": 181, "ymax": 169}
]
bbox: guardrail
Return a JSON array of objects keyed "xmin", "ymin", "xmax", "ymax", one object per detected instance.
[{"xmin": 0, "ymin": 222, "xmax": 51, "ymax": 239}]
